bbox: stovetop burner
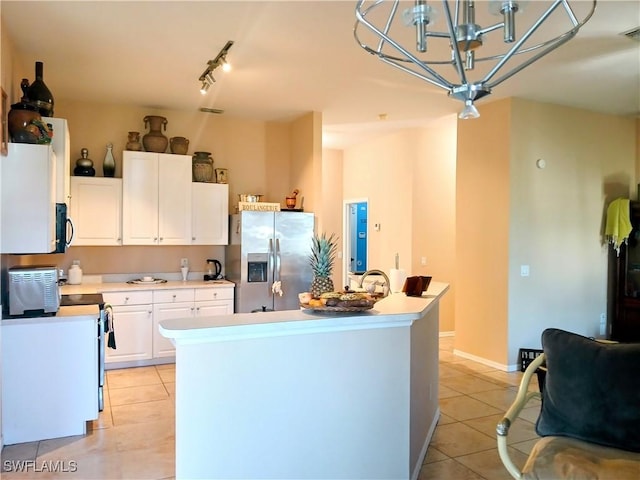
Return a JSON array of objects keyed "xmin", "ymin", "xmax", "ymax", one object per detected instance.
[{"xmin": 60, "ymin": 293, "xmax": 104, "ymax": 307}]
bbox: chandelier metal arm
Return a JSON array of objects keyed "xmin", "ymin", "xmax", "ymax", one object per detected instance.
[
  {"xmin": 355, "ymin": 5, "xmax": 455, "ymax": 90},
  {"xmin": 485, "ymin": 0, "xmax": 595, "ymax": 88},
  {"xmin": 486, "ymin": 29, "xmax": 576, "ymax": 89},
  {"xmin": 482, "ymin": 0, "xmax": 565, "ymax": 86},
  {"xmin": 441, "ymin": 0, "xmax": 469, "ymax": 86}
]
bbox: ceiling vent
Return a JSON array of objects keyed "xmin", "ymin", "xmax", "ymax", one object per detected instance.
[
  {"xmin": 199, "ymin": 107, "xmax": 224, "ymax": 114},
  {"xmin": 621, "ymin": 27, "xmax": 640, "ymax": 42}
]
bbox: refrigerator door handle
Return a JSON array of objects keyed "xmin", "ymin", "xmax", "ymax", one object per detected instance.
[
  {"xmin": 275, "ymin": 238, "xmax": 281, "ymax": 282},
  {"xmin": 268, "ymin": 238, "xmax": 275, "ymax": 290}
]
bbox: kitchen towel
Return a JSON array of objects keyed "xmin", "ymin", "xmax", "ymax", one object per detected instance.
[
  {"xmin": 104, "ymin": 304, "xmax": 116, "ymax": 349},
  {"xmin": 389, "ymin": 268, "xmax": 407, "ymax": 293},
  {"xmin": 605, "ymin": 198, "xmax": 632, "ymax": 256}
]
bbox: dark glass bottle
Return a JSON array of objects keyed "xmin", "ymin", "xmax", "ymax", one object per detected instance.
[{"xmin": 27, "ymin": 61, "xmax": 54, "ymax": 116}]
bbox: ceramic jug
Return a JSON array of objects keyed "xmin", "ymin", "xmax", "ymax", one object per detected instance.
[
  {"xmin": 142, "ymin": 115, "xmax": 168, "ymax": 153},
  {"xmin": 170, "ymin": 136, "xmax": 189, "ymax": 155}
]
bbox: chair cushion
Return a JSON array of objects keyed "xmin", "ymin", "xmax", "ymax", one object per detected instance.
[
  {"xmin": 522, "ymin": 436, "xmax": 640, "ymax": 480},
  {"xmin": 536, "ymin": 328, "xmax": 640, "ymax": 452}
]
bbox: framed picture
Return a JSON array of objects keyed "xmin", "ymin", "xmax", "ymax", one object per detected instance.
[
  {"xmin": 215, "ymin": 168, "xmax": 228, "ymax": 184},
  {"xmin": 1, "ymin": 88, "xmax": 8, "ymax": 156}
]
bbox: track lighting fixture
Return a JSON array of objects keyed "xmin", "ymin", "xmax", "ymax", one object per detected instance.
[{"xmin": 198, "ymin": 40, "xmax": 234, "ymax": 94}]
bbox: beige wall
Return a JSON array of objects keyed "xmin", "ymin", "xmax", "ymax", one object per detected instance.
[
  {"xmin": 342, "ymin": 124, "xmax": 458, "ymax": 333},
  {"xmin": 507, "ymin": 99, "xmax": 637, "ymax": 365},
  {"xmin": 320, "ymin": 148, "xmax": 344, "ymax": 288},
  {"xmin": 412, "ymin": 117, "xmax": 458, "ymax": 332},
  {"xmin": 455, "ymin": 100, "xmax": 512, "ymax": 364},
  {"xmin": 455, "ymin": 98, "xmax": 637, "ymax": 367}
]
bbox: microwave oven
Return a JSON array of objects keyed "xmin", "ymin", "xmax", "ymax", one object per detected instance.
[{"xmin": 55, "ymin": 203, "xmax": 74, "ymax": 253}]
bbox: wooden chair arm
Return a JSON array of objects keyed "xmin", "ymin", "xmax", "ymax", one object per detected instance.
[{"xmin": 496, "ymin": 353, "xmax": 545, "ymax": 479}]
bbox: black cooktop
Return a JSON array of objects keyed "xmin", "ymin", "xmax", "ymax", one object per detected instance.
[{"xmin": 60, "ymin": 293, "xmax": 105, "ymax": 307}]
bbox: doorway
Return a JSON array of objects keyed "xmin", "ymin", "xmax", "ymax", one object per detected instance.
[{"xmin": 343, "ymin": 199, "xmax": 368, "ymax": 285}]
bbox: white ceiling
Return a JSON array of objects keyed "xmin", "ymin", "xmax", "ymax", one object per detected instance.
[{"xmin": 2, "ymin": 1, "xmax": 639, "ymax": 149}]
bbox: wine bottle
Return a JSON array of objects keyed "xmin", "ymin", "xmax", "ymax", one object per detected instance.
[{"xmin": 27, "ymin": 61, "xmax": 54, "ymax": 116}]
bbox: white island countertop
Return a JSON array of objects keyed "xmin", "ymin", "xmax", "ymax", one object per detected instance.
[
  {"xmin": 165, "ymin": 280, "xmax": 449, "ymax": 480},
  {"xmin": 160, "ymin": 281, "xmax": 448, "ymax": 344}
]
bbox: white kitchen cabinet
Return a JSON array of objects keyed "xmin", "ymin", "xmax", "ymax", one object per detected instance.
[
  {"xmin": 1, "ymin": 143, "xmax": 56, "ymax": 253},
  {"xmin": 152, "ymin": 289, "xmax": 195, "ymax": 358},
  {"xmin": 70, "ymin": 177, "xmax": 122, "ymax": 245},
  {"xmin": 122, "ymin": 151, "xmax": 192, "ymax": 245},
  {"xmin": 2, "ymin": 314, "xmax": 98, "ymax": 444},
  {"xmin": 103, "ymin": 291, "xmax": 153, "ymax": 364},
  {"xmin": 194, "ymin": 287, "xmax": 234, "ymax": 316},
  {"xmin": 192, "ymin": 182, "xmax": 229, "ymax": 245},
  {"xmin": 102, "ymin": 286, "xmax": 233, "ymax": 366},
  {"xmin": 44, "ymin": 116, "xmax": 71, "ymax": 204}
]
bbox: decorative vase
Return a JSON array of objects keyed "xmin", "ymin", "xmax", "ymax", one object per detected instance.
[
  {"xmin": 7, "ymin": 100, "xmax": 41, "ymax": 143},
  {"xmin": 142, "ymin": 115, "xmax": 168, "ymax": 153},
  {"xmin": 126, "ymin": 131, "xmax": 142, "ymax": 151},
  {"xmin": 74, "ymin": 148, "xmax": 96, "ymax": 176},
  {"xmin": 192, "ymin": 151, "xmax": 214, "ymax": 182},
  {"xmin": 103, "ymin": 143, "xmax": 116, "ymax": 177},
  {"xmin": 170, "ymin": 136, "xmax": 189, "ymax": 155},
  {"xmin": 26, "ymin": 61, "xmax": 54, "ymax": 116}
]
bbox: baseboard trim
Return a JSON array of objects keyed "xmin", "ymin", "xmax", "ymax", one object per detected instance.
[
  {"xmin": 439, "ymin": 331, "xmax": 455, "ymax": 337},
  {"xmin": 411, "ymin": 407, "xmax": 441, "ymax": 480},
  {"xmin": 453, "ymin": 349, "xmax": 519, "ymax": 372}
]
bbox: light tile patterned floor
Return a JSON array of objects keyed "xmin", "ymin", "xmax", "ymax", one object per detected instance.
[{"xmin": 1, "ymin": 337, "xmax": 539, "ymax": 479}]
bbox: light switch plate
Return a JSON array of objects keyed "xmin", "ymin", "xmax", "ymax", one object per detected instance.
[{"xmin": 520, "ymin": 265, "xmax": 530, "ymax": 277}]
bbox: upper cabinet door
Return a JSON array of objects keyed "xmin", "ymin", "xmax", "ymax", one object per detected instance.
[
  {"xmin": 70, "ymin": 177, "xmax": 122, "ymax": 246},
  {"xmin": 1, "ymin": 144, "xmax": 56, "ymax": 254},
  {"xmin": 122, "ymin": 151, "xmax": 160, "ymax": 245},
  {"xmin": 192, "ymin": 183, "xmax": 229, "ymax": 245},
  {"xmin": 158, "ymin": 153, "xmax": 192, "ymax": 245}
]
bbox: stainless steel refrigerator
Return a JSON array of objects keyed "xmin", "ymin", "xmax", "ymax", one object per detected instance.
[{"xmin": 227, "ymin": 211, "xmax": 315, "ymax": 313}]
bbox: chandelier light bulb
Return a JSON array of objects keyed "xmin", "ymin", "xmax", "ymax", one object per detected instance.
[{"xmin": 459, "ymin": 100, "xmax": 480, "ymax": 120}]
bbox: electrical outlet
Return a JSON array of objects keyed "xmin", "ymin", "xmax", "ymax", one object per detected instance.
[
  {"xmin": 599, "ymin": 313, "xmax": 606, "ymax": 336},
  {"xmin": 180, "ymin": 258, "xmax": 188, "ymax": 268},
  {"xmin": 421, "ymin": 257, "xmax": 427, "ymax": 266}
]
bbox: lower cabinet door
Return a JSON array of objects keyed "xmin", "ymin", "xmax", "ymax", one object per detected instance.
[
  {"xmin": 194, "ymin": 300, "xmax": 233, "ymax": 317},
  {"xmin": 105, "ymin": 304, "xmax": 153, "ymax": 363},
  {"xmin": 153, "ymin": 302, "xmax": 195, "ymax": 357}
]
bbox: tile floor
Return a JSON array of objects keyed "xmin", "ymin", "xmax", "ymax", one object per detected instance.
[{"xmin": 1, "ymin": 336, "xmax": 540, "ymax": 479}]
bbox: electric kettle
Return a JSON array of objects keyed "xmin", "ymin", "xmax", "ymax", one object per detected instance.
[{"xmin": 204, "ymin": 259, "xmax": 223, "ymax": 281}]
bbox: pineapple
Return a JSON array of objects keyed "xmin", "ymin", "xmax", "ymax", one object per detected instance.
[{"xmin": 309, "ymin": 232, "xmax": 338, "ymax": 298}]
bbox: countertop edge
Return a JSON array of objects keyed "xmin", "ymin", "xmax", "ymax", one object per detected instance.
[
  {"xmin": 160, "ymin": 281, "xmax": 449, "ymax": 344},
  {"xmin": 61, "ymin": 280, "xmax": 235, "ymax": 295}
]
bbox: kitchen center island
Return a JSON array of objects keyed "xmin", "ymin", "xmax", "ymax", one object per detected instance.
[{"xmin": 160, "ymin": 281, "xmax": 448, "ymax": 480}]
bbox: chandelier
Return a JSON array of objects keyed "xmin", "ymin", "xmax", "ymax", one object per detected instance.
[{"xmin": 354, "ymin": 0, "xmax": 596, "ymax": 118}]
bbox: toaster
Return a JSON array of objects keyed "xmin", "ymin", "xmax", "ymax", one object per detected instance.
[{"xmin": 8, "ymin": 265, "xmax": 60, "ymax": 316}]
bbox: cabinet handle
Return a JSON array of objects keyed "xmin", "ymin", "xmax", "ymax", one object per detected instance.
[
  {"xmin": 213, "ymin": 292, "xmax": 217, "ymax": 298},
  {"xmin": 172, "ymin": 294, "xmax": 177, "ymax": 299},
  {"xmin": 125, "ymin": 296, "xmax": 130, "ymax": 303},
  {"xmin": 159, "ymin": 237, "xmax": 164, "ymax": 242},
  {"xmin": 154, "ymin": 237, "xmax": 158, "ymax": 243},
  {"xmin": 192, "ymin": 236, "xmax": 196, "ymax": 241}
]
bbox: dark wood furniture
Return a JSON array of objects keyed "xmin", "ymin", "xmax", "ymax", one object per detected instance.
[{"xmin": 612, "ymin": 201, "xmax": 640, "ymax": 342}]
